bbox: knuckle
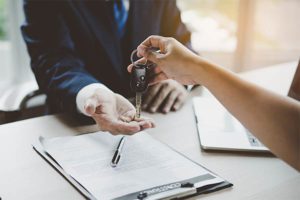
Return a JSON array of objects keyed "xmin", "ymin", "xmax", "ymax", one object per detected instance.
[
  {"xmin": 161, "ymin": 82, "xmax": 170, "ymax": 89},
  {"xmin": 165, "ymin": 81, "xmax": 171, "ymax": 87}
]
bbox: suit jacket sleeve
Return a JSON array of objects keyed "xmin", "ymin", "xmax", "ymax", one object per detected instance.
[
  {"xmin": 21, "ymin": 0, "xmax": 99, "ymax": 113},
  {"xmin": 160, "ymin": 0, "xmax": 193, "ymax": 50}
]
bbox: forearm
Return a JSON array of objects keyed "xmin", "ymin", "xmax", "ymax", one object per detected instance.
[
  {"xmin": 135, "ymin": 35, "xmax": 299, "ymax": 169},
  {"xmin": 192, "ymin": 58, "xmax": 300, "ymax": 171}
]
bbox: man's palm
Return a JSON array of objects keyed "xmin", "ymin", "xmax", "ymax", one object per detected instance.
[{"xmin": 85, "ymin": 88, "xmax": 154, "ymax": 135}]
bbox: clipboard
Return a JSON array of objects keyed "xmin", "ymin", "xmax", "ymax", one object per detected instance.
[
  {"xmin": 33, "ymin": 142, "xmax": 97, "ymax": 200},
  {"xmin": 33, "ymin": 132, "xmax": 233, "ymax": 200}
]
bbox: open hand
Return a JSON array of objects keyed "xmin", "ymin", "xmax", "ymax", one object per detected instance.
[{"xmin": 84, "ymin": 88, "xmax": 155, "ymax": 135}]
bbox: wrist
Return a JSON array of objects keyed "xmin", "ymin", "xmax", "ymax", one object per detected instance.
[
  {"xmin": 189, "ymin": 55, "xmax": 215, "ymax": 86},
  {"xmin": 186, "ymin": 54, "xmax": 205, "ymax": 84}
]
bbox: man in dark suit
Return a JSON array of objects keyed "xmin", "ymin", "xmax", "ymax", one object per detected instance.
[{"xmin": 21, "ymin": 0, "xmax": 192, "ymax": 134}]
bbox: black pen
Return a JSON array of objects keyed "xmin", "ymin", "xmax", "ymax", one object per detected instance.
[{"xmin": 111, "ymin": 136, "xmax": 126, "ymax": 168}]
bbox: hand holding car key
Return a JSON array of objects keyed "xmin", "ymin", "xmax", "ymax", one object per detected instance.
[{"xmin": 130, "ymin": 49, "xmax": 155, "ymax": 119}]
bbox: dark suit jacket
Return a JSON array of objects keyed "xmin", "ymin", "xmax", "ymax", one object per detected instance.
[{"xmin": 21, "ymin": 0, "xmax": 192, "ymax": 114}]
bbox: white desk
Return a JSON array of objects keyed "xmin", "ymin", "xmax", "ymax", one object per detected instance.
[{"xmin": 0, "ymin": 62, "xmax": 299, "ymax": 200}]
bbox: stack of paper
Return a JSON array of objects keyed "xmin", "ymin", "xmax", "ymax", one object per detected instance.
[{"xmin": 34, "ymin": 131, "xmax": 232, "ymax": 200}]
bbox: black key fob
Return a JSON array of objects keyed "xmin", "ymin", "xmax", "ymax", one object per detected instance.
[{"xmin": 130, "ymin": 63, "xmax": 149, "ymax": 93}]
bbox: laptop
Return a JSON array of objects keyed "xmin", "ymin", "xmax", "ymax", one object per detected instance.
[{"xmin": 193, "ymin": 61, "xmax": 300, "ymax": 152}]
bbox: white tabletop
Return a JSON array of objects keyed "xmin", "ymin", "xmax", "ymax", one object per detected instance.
[{"xmin": 0, "ymin": 62, "xmax": 299, "ymax": 200}]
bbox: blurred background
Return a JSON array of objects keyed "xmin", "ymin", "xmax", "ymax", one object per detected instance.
[
  {"xmin": 1, "ymin": 0, "xmax": 300, "ymax": 81},
  {"xmin": 177, "ymin": 0, "xmax": 300, "ymax": 71},
  {"xmin": 0, "ymin": 0, "xmax": 300, "ymax": 122}
]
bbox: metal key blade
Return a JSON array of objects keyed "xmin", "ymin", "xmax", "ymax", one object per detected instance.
[{"xmin": 135, "ymin": 92, "xmax": 142, "ymax": 119}]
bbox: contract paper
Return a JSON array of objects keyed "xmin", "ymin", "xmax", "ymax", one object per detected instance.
[{"xmin": 39, "ymin": 132, "xmax": 223, "ymax": 200}]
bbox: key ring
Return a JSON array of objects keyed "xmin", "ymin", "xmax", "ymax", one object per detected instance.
[
  {"xmin": 131, "ymin": 49, "xmax": 157, "ymax": 70},
  {"xmin": 130, "ymin": 49, "xmax": 147, "ymax": 67}
]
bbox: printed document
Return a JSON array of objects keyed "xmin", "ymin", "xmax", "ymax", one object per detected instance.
[{"xmin": 39, "ymin": 131, "xmax": 223, "ymax": 199}]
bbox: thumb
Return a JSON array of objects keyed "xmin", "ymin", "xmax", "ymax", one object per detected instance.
[
  {"xmin": 84, "ymin": 97, "xmax": 98, "ymax": 116},
  {"xmin": 127, "ymin": 57, "xmax": 147, "ymax": 73}
]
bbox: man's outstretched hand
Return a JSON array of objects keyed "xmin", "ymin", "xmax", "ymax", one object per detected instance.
[{"xmin": 83, "ymin": 88, "xmax": 155, "ymax": 135}]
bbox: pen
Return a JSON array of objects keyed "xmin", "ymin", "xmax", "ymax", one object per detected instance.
[{"xmin": 111, "ymin": 136, "xmax": 126, "ymax": 168}]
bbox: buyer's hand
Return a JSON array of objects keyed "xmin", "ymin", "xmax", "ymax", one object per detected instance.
[
  {"xmin": 143, "ymin": 79, "xmax": 187, "ymax": 113},
  {"xmin": 128, "ymin": 35, "xmax": 200, "ymax": 85},
  {"xmin": 84, "ymin": 88, "xmax": 155, "ymax": 135}
]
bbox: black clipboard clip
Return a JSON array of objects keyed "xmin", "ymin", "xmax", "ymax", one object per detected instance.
[{"xmin": 137, "ymin": 182, "xmax": 195, "ymax": 200}]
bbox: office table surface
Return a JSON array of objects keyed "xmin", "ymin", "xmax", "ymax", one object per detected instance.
[{"xmin": 0, "ymin": 62, "xmax": 299, "ymax": 200}]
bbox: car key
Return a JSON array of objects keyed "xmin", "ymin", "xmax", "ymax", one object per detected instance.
[
  {"xmin": 130, "ymin": 50, "xmax": 150, "ymax": 119},
  {"xmin": 130, "ymin": 63, "xmax": 149, "ymax": 119}
]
